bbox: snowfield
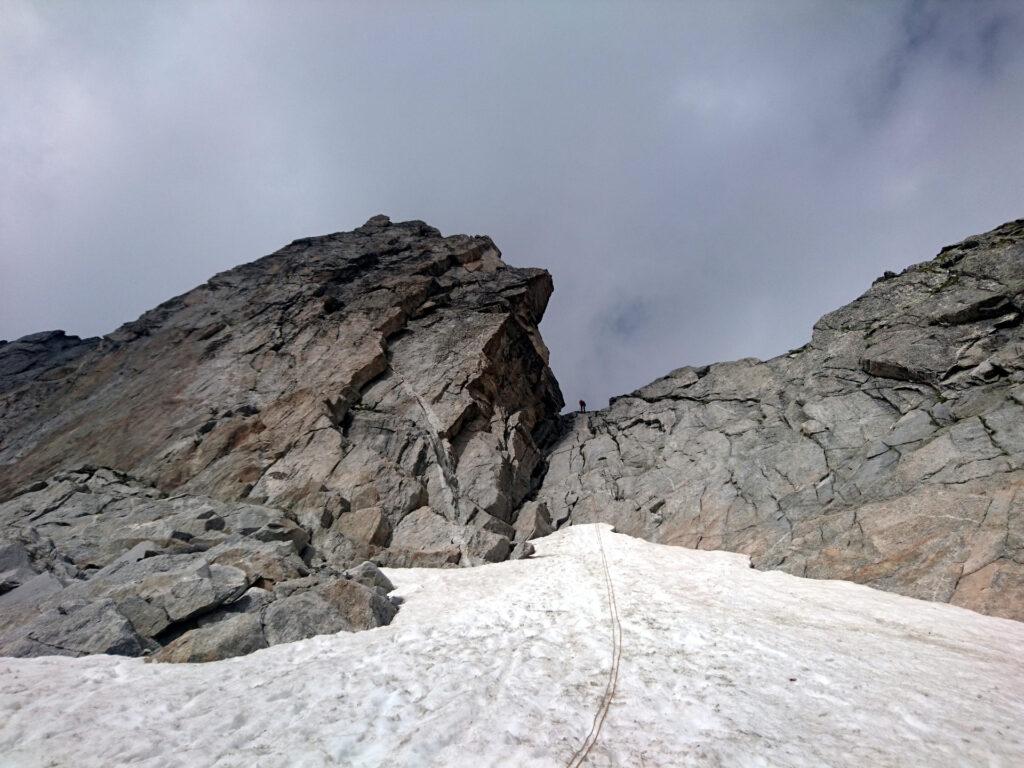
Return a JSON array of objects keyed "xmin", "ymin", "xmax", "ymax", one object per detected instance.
[{"xmin": 1, "ymin": 524, "xmax": 1022, "ymax": 767}]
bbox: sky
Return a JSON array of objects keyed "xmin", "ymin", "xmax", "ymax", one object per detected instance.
[{"xmin": 2, "ymin": 1, "xmax": 1023, "ymax": 410}]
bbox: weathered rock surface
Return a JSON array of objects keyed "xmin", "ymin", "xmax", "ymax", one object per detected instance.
[
  {"xmin": 534, "ymin": 219, "xmax": 1024, "ymax": 620},
  {"xmin": 0, "ymin": 216, "xmax": 562, "ymax": 567},
  {"xmin": 0, "ymin": 466, "xmax": 397, "ymax": 661},
  {"xmin": 0, "ymin": 216, "xmax": 562, "ymax": 658}
]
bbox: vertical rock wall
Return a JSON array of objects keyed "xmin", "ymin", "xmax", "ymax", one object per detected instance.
[{"xmin": 533, "ymin": 219, "xmax": 1024, "ymax": 620}]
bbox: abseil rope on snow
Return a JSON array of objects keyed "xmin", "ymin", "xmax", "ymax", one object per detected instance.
[{"xmin": 566, "ymin": 526, "xmax": 623, "ymax": 767}]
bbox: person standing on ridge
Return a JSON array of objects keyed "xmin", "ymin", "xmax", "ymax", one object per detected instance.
[{"xmin": 579, "ymin": 399, "xmax": 586, "ymax": 413}]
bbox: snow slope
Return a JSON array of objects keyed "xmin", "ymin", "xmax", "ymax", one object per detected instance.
[{"xmin": 1, "ymin": 524, "xmax": 1022, "ymax": 767}]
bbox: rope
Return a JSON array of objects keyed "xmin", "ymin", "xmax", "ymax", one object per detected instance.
[{"xmin": 566, "ymin": 526, "xmax": 623, "ymax": 767}]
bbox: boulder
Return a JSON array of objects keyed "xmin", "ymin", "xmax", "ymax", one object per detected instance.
[
  {"xmin": 510, "ymin": 541, "xmax": 536, "ymax": 560},
  {"xmin": 466, "ymin": 529, "xmax": 512, "ymax": 563},
  {"xmin": 382, "ymin": 507, "xmax": 462, "ymax": 566},
  {"xmin": 334, "ymin": 506, "xmax": 392, "ymax": 547},
  {"xmin": 513, "ymin": 501, "xmax": 553, "ymax": 542},
  {"xmin": 0, "ymin": 599, "xmax": 150, "ymax": 658},
  {"xmin": 0, "ymin": 541, "xmax": 36, "ymax": 595},
  {"xmin": 83, "ymin": 554, "xmax": 251, "ymax": 624},
  {"xmin": 207, "ymin": 539, "xmax": 309, "ymax": 588},
  {"xmin": 264, "ymin": 579, "xmax": 396, "ymax": 645},
  {"xmin": 152, "ymin": 613, "xmax": 267, "ymax": 663},
  {"xmin": 345, "ymin": 561, "xmax": 394, "ymax": 593}
]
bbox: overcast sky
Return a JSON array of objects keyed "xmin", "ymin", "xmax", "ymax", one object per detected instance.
[{"xmin": 2, "ymin": 1, "xmax": 1023, "ymax": 409}]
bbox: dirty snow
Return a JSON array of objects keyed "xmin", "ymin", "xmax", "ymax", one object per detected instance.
[{"xmin": 1, "ymin": 524, "xmax": 1022, "ymax": 767}]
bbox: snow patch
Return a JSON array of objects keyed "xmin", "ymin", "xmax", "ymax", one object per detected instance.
[{"xmin": 1, "ymin": 524, "xmax": 1022, "ymax": 767}]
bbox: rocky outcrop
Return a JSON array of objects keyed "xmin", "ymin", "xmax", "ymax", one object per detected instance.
[
  {"xmin": 534, "ymin": 219, "xmax": 1024, "ymax": 620},
  {"xmin": 0, "ymin": 216, "xmax": 563, "ymax": 659},
  {"xmin": 0, "ymin": 216, "xmax": 563, "ymax": 569},
  {"xmin": 0, "ymin": 466, "xmax": 397, "ymax": 661}
]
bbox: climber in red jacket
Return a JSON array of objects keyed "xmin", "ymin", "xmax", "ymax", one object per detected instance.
[{"xmin": 579, "ymin": 399, "xmax": 586, "ymax": 413}]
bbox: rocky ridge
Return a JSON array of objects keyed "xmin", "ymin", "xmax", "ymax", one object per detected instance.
[
  {"xmin": 534, "ymin": 218, "xmax": 1024, "ymax": 620},
  {"xmin": 0, "ymin": 215, "xmax": 563, "ymax": 659}
]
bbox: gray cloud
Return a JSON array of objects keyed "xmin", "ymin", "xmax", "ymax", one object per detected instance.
[{"xmin": 2, "ymin": 0, "xmax": 1023, "ymax": 410}]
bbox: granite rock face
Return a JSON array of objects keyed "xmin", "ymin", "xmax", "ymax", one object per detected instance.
[
  {"xmin": 0, "ymin": 216, "xmax": 563, "ymax": 659},
  {"xmin": 0, "ymin": 216, "xmax": 563, "ymax": 570},
  {"xmin": 534, "ymin": 219, "xmax": 1024, "ymax": 621},
  {"xmin": 1, "ymin": 213, "xmax": 1022, "ymax": 659}
]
